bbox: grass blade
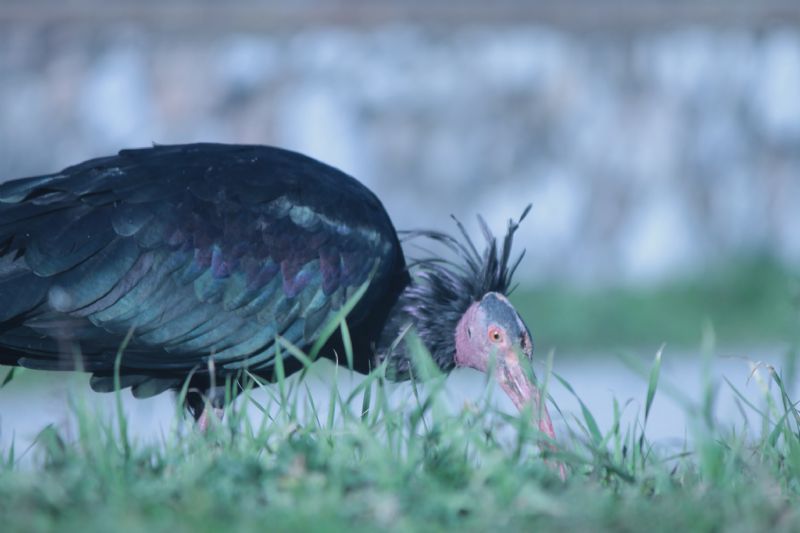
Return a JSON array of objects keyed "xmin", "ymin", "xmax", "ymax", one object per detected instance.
[
  {"xmin": 277, "ymin": 336, "xmax": 314, "ymax": 369},
  {"xmin": 113, "ymin": 326, "xmax": 136, "ymax": 460},
  {"xmin": 554, "ymin": 373, "xmax": 602, "ymax": 446},
  {"xmin": 340, "ymin": 318, "xmax": 354, "ymax": 371},
  {"xmin": 360, "ymin": 379, "xmax": 373, "ymax": 422},
  {"xmin": 308, "ymin": 274, "xmax": 373, "ymax": 361},
  {"xmin": 1, "ymin": 367, "xmax": 20, "ymax": 389},
  {"xmin": 643, "ymin": 345, "xmax": 663, "ymax": 427}
]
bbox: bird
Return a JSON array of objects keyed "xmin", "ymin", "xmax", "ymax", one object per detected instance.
[{"xmin": 0, "ymin": 143, "xmax": 556, "ymax": 442}]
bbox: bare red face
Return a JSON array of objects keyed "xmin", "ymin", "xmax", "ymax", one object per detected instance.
[{"xmin": 454, "ymin": 292, "xmax": 556, "ymax": 441}]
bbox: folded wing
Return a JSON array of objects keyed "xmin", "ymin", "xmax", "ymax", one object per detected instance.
[{"xmin": 0, "ymin": 144, "xmax": 402, "ymax": 396}]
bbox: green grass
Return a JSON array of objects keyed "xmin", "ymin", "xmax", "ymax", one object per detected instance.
[
  {"xmin": 2, "ymin": 338, "xmax": 800, "ymax": 532},
  {"xmin": 513, "ymin": 258, "xmax": 799, "ymax": 352}
]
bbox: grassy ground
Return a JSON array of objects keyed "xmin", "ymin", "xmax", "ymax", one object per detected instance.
[
  {"xmin": 2, "ymin": 340, "xmax": 800, "ymax": 533},
  {"xmin": 513, "ymin": 258, "xmax": 799, "ymax": 352}
]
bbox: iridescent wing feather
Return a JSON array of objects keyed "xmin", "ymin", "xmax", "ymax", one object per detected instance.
[{"xmin": 0, "ymin": 144, "xmax": 402, "ymax": 396}]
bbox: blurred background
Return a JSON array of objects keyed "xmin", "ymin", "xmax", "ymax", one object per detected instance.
[{"xmin": 0, "ymin": 0, "xmax": 799, "ymax": 452}]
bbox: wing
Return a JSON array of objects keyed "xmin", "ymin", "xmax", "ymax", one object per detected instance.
[{"xmin": 0, "ymin": 144, "xmax": 405, "ymax": 396}]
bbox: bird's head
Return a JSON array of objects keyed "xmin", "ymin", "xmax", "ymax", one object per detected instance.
[
  {"xmin": 454, "ymin": 291, "xmax": 533, "ymax": 373},
  {"xmin": 454, "ymin": 291, "xmax": 555, "ymax": 439},
  {"xmin": 395, "ymin": 205, "xmax": 556, "ymax": 442}
]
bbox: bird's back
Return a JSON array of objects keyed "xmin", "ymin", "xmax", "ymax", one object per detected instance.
[{"xmin": 0, "ymin": 143, "xmax": 408, "ymax": 397}]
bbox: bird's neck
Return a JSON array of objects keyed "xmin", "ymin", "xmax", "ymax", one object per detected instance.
[
  {"xmin": 323, "ymin": 255, "xmax": 411, "ymax": 375},
  {"xmin": 374, "ymin": 280, "xmax": 463, "ymax": 380}
]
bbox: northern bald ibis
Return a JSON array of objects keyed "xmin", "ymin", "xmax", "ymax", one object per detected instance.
[{"xmin": 0, "ymin": 144, "xmax": 556, "ymax": 446}]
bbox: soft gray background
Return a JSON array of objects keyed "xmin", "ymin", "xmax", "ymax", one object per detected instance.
[{"xmin": 1, "ymin": 2, "xmax": 798, "ymax": 285}]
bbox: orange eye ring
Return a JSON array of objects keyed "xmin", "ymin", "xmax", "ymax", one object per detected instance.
[{"xmin": 488, "ymin": 327, "xmax": 502, "ymax": 343}]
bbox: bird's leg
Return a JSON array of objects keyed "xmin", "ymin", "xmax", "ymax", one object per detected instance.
[
  {"xmin": 197, "ymin": 405, "xmax": 225, "ymax": 433},
  {"xmin": 187, "ymin": 386, "xmax": 227, "ymax": 433}
]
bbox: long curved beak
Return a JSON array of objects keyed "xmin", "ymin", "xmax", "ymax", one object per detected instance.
[
  {"xmin": 495, "ymin": 346, "xmax": 556, "ymax": 441},
  {"xmin": 496, "ymin": 341, "xmax": 565, "ymax": 480}
]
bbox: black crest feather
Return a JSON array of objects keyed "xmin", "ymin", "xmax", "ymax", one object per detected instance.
[{"xmin": 382, "ymin": 205, "xmax": 531, "ymax": 376}]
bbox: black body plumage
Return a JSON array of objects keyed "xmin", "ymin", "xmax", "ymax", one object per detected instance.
[
  {"xmin": 0, "ymin": 144, "xmax": 407, "ymax": 398},
  {"xmin": 0, "ymin": 143, "xmax": 527, "ymax": 410}
]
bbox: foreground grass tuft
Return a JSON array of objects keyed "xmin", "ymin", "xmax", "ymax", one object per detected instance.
[{"xmin": 2, "ymin": 339, "xmax": 800, "ymax": 533}]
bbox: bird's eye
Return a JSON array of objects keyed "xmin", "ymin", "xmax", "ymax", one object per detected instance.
[{"xmin": 488, "ymin": 327, "xmax": 502, "ymax": 343}]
